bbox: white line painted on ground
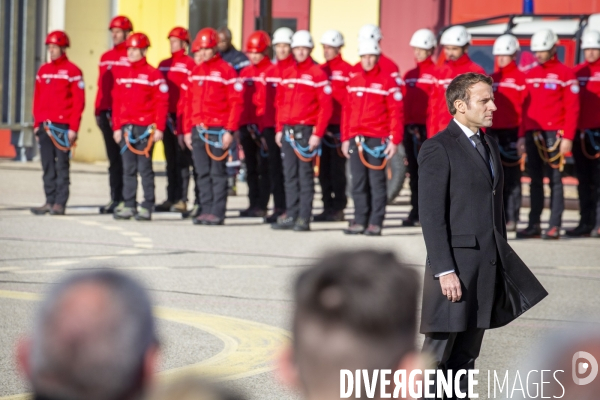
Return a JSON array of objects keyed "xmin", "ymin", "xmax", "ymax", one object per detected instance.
[
  {"xmin": 131, "ymin": 237, "xmax": 152, "ymax": 242},
  {"xmin": 44, "ymin": 260, "xmax": 80, "ymax": 266},
  {"xmin": 118, "ymin": 249, "xmax": 144, "ymax": 255},
  {"xmin": 120, "ymin": 231, "xmax": 143, "ymax": 236}
]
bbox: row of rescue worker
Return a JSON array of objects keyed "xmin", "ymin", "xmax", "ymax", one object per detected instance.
[{"xmin": 29, "ymin": 17, "xmax": 600, "ymax": 238}]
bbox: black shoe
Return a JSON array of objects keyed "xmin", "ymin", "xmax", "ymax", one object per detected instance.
[
  {"xmin": 202, "ymin": 214, "xmax": 224, "ymax": 225},
  {"xmin": 344, "ymin": 223, "xmax": 366, "ymax": 235},
  {"xmin": 313, "ymin": 210, "xmax": 330, "ymax": 222},
  {"xmin": 50, "ymin": 204, "xmax": 65, "ymax": 215},
  {"xmin": 364, "ymin": 224, "xmax": 382, "ymax": 236},
  {"xmin": 271, "ymin": 214, "xmax": 296, "ymax": 230},
  {"xmin": 293, "ymin": 217, "xmax": 310, "ymax": 232},
  {"xmin": 193, "ymin": 213, "xmax": 210, "ymax": 225},
  {"xmin": 402, "ymin": 217, "xmax": 420, "ymax": 227},
  {"xmin": 183, "ymin": 204, "xmax": 202, "ymax": 219},
  {"xmin": 31, "ymin": 203, "xmax": 52, "ymax": 215},
  {"xmin": 505, "ymin": 220, "xmax": 517, "ymax": 232},
  {"xmin": 240, "ymin": 207, "xmax": 267, "ymax": 218},
  {"xmin": 265, "ymin": 209, "xmax": 285, "ymax": 224},
  {"xmin": 516, "ymin": 224, "xmax": 542, "ymax": 239},
  {"xmin": 134, "ymin": 207, "xmax": 152, "ymax": 221},
  {"xmin": 542, "ymin": 226, "xmax": 560, "ymax": 240},
  {"xmin": 326, "ymin": 210, "xmax": 345, "ymax": 222},
  {"xmin": 565, "ymin": 224, "xmax": 593, "ymax": 238},
  {"xmin": 99, "ymin": 200, "xmax": 120, "ymax": 214},
  {"xmin": 154, "ymin": 200, "xmax": 173, "ymax": 212},
  {"xmin": 591, "ymin": 226, "xmax": 600, "ymax": 238}
]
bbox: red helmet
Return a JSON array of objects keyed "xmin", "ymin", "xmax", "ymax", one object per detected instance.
[
  {"xmin": 168, "ymin": 27, "xmax": 190, "ymax": 43},
  {"xmin": 193, "ymin": 28, "xmax": 218, "ymax": 49},
  {"xmin": 246, "ymin": 30, "xmax": 271, "ymax": 53},
  {"xmin": 45, "ymin": 31, "xmax": 70, "ymax": 47},
  {"xmin": 126, "ymin": 32, "xmax": 151, "ymax": 49},
  {"xmin": 191, "ymin": 39, "xmax": 202, "ymax": 53},
  {"xmin": 109, "ymin": 16, "xmax": 133, "ymax": 31}
]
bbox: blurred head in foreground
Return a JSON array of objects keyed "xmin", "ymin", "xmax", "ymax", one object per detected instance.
[{"xmin": 17, "ymin": 270, "xmax": 159, "ymax": 400}]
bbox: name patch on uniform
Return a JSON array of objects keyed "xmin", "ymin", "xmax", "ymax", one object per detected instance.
[
  {"xmin": 544, "ymin": 83, "xmax": 557, "ymax": 90},
  {"xmin": 323, "ymin": 85, "xmax": 332, "ymax": 95},
  {"xmin": 159, "ymin": 83, "xmax": 169, "ymax": 93},
  {"xmin": 234, "ymin": 82, "xmax": 243, "ymax": 92},
  {"xmin": 570, "ymin": 84, "xmax": 580, "ymax": 94},
  {"xmin": 78, "ymin": 80, "xmax": 85, "ymax": 89}
]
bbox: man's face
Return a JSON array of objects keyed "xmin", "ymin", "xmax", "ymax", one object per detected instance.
[
  {"xmin": 275, "ymin": 43, "xmax": 291, "ymax": 60},
  {"xmin": 461, "ymin": 82, "xmax": 497, "ymax": 128},
  {"xmin": 111, "ymin": 28, "xmax": 126, "ymax": 45},
  {"xmin": 292, "ymin": 47, "xmax": 311, "ymax": 63},
  {"xmin": 360, "ymin": 54, "xmax": 379, "ymax": 71},
  {"xmin": 217, "ymin": 32, "xmax": 230, "ymax": 52},
  {"xmin": 170, "ymin": 37, "xmax": 184, "ymax": 54},
  {"xmin": 199, "ymin": 47, "xmax": 216, "ymax": 62},
  {"xmin": 584, "ymin": 48, "xmax": 600, "ymax": 63},
  {"xmin": 535, "ymin": 49, "xmax": 554, "ymax": 64},
  {"xmin": 247, "ymin": 52, "xmax": 265, "ymax": 65},
  {"xmin": 496, "ymin": 54, "xmax": 515, "ymax": 68},
  {"xmin": 413, "ymin": 47, "xmax": 433, "ymax": 63},
  {"xmin": 322, "ymin": 45, "xmax": 340, "ymax": 62},
  {"xmin": 47, "ymin": 44, "xmax": 63, "ymax": 61},
  {"xmin": 444, "ymin": 45, "xmax": 465, "ymax": 61},
  {"xmin": 127, "ymin": 47, "xmax": 144, "ymax": 63},
  {"xmin": 193, "ymin": 51, "xmax": 202, "ymax": 65}
]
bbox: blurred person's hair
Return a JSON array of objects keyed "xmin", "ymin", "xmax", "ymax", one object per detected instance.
[
  {"xmin": 148, "ymin": 377, "xmax": 245, "ymax": 400},
  {"xmin": 25, "ymin": 270, "xmax": 157, "ymax": 400},
  {"xmin": 217, "ymin": 27, "xmax": 232, "ymax": 40},
  {"xmin": 290, "ymin": 250, "xmax": 419, "ymax": 393}
]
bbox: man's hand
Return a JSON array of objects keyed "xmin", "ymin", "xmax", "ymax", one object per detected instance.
[
  {"xmin": 154, "ymin": 129, "xmax": 163, "ymax": 142},
  {"xmin": 275, "ymin": 131, "xmax": 283, "ymax": 148},
  {"xmin": 384, "ymin": 142, "xmax": 398, "ymax": 159},
  {"xmin": 113, "ymin": 129, "xmax": 122, "ymax": 144},
  {"xmin": 177, "ymin": 135, "xmax": 185, "ymax": 150},
  {"xmin": 341, "ymin": 140, "xmax": 350, "ymax": 158},
  {"xmin": 559, "ymin": 138, "xmax": 573, "ymax": 155},
  {"xmin": 67, "ymin": 130, "xmax": 77, "ymax": 144},
  {"xmin": 183, "ymin": 133, "xmax": 193, "ymax": 150},
  {"xmin": 308, "ymin": 135, "xmax": 321, "ymax": 151},
  {"xmin": 516, "ymin": 137, "xmax": 526, "ymax": 156},
  {"xmin": 439, "ymin": 273, "xmax": 462, "ymax": 302},
  {"xmin": 221, "ymin": 131, "xmax": 233, "ymax": 150}
]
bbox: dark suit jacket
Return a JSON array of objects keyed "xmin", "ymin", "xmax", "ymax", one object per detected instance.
[{"xmin": 418, "ymin": 119, "xmax": 547, "ymax": 333}]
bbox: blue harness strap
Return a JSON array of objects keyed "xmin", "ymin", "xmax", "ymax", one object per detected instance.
[
  {"xmin": 44, "ymin": 121, "xmax": 72, "ymax": 151},
  {"xmin": 284, "ymin": 131, "xmax": 321, "ymax": 159},
  {"xmin": 321, "ymin": 132, "xmax": 342, "ymax": 149},
  {"xmin": 120, "ymin": 125, "xmax": 153, "ymax": 155},
  {"xmin": 357, "ymin": 136, "xmax": 389, "ymax": 159}
]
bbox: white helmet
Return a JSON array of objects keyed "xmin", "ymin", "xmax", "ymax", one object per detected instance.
[
  {"xmin": 493, "ymin": 34, "xmax": 520, "ymax": 55},
  {"xmin": 581, "ymin": 29, "xmax": 600, "ymax": 49},
  {"xmin": 272, "ymin": 27, "xmax": 294, "ymax": 45},
  {"xmin": 409, "ymin": 28, "xmax": 437, "ymax": 49},
  {"xmin": 358, "ymin": 38, "xmax": 381, "ymax": 56},
  {"xmin": 291, "ymin": 30, "xmax": 314, "ymax": 49},
  {"xmin": 358, "ymin": 24, "xmax": 382, "ymax": 42},
  {"xmin": 440, "ymin": 25, "xmax": 471, "ymax": 47},
  {"xmin": 530, "ymin": 29, "xmax": 558, "ymax": 51},
  {"xmin": 321, "ymin": 29, "xmax": 344, "ymax": 47}
]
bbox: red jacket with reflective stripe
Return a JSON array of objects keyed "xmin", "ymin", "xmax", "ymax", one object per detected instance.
[
  {"xmin": 342, "ymin": 63, "xmax": 404, "ymax": 144},
  {"xmin": 275, "ymin": 57, "xmax": 333, "ymax": 137},
  {"xmin": 521, "ymin": 57, "xmax": 580, "ymax": 139},
  {"xmin": 111, "ymin": 58, "xmax": 169, "ymax": 131},
  {"xmin": 427, "ymin": 54, "xmax": 485, "ymax": 138},
  {"xmin": 33, "ymin": 54, "xmax": 85, "ymax": 131},
  {"xmin": 574, "ymin": 59, "xmax": 600, "ymax": 130},
  {"xmin": 239, "ymin": 57, "xmax": 272, "ymax": 126},
  {"xmin": 158, "ymin": 49, "xmax": 195, "ymax": 116},
  {"xmin": 184, "ymin": 54, "xmax": 244, "ymax": 133},
  {"xmin": 490, "ymin": 61, "xmax": 526, "ymax": 129},
  {"xmin": 403, "ymin": 57, "xmax": 436, "ymax": 125},
  {"xmin": 255, "ymin": 55, "xmax": 294, "ymax": 130},
  {"xmin": 94, "ymin": 42, "xmax": 129, "ymax": 114},
  {"xmin": 320, "ymin": 54, "xmax": 352, "ymax": 125}
]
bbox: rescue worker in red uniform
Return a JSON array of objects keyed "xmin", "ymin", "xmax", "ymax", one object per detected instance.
[
  {"xmin": 95, "ymin": 16, "xmax": 132, "ymax": 214},
  {"xmin": 183, "ymin": 28, "xmax": 244, "ymax": 226},
  {"xmin": 428, "ymin": 25, "xmax": 485, "ymax": 138},
  {"xmin": 156, "ymin": 27, "xmax": 198, "ymax": 215},
  {"xmin": 488, "ymin": 34, "xmax": 526, "ymax": 232},
  {"xmin": 271, "ymin": 30, "xmax": 333, "ymax": 232},
  {"xmin": 31, "ymin": 31, "xmax": 85, "ymax": 216},
  {"xmin": 254, "ymin": 27, "xmax": 294, "ymax": 223},
  {"xmin": 568, "ymin": 30, "xmax": 600, "ymax": 238},
  {"xmin": 402, "ymin": 28, "xmax": 437, "ymax": 227},
  {"xmin": 238, "ymin": 31, "xmax": 273, "ymax": 218},
  {"xmin": 112, "ymin": 33, "xmax": 169, "ymax": 221},
  {"xmin": 341, "ymin": 39, "xmax": 404, "ymax": 236},
  {"xmin": 516, "ymin": 29, "xmax": 580, "ymax": 239},
  {"xmin": 314, "ymin": 29, "xmax": 352, "ymax": 222}
]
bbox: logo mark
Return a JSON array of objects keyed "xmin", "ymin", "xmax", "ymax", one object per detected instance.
[{"xmin": 572, "ymin": 351, "xmax": 598, "ymax": 385}]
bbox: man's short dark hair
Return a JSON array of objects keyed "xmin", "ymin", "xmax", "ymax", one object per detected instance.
[
  {"xmin": 292, "ymin": 250, "xmax": 419, "ymax": 386},
  {"xmin": 445, "ymin": 72, "xmax": 493, "ymax": 115},
  {"xmin": 217, "ymin": 26, "xmax": 232, "ymax": 40}
]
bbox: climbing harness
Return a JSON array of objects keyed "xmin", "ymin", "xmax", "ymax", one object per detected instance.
[
  {"xmin": 121, "ymin": 124, "xmax": 155, "ymax": 158},
  {"xmin": 44, "ymin": 121, "xmax": 74, "ymax": 153},
  {"xmin": 355, "ymin": 135, "xmax": 389, "ymax": 170},
  {"xmin": 196, "ymin": 126, "xmax": 231, "ymax": 161},
  {"xmin": 284, "ymin": 128, "xmax": 321, "ymax": 176},
  {"xmin": 533, "ymin": 130, "xmax": 565, "ymax": 171}
]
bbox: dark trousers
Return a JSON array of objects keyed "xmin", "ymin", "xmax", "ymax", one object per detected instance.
[
  {"xmin": 96, "ymin": 111, "xmax": 123, "ymax": 202},
  {"xmin": 37, "ymin": 125, "xmax": 70, "ymax": 206},
  {"xmin": 162, "ymin": 113, "xmax": 180, "ymax": 202},
  {"xmin": 239, "ymin": 125, "xmax": 270, "ymax": 210},
  {"xmin": 181, "ymin": 144, "xmax": 200, "ymax": 204},
  {"xmin": 120, "ymin": 125, "xmax": 155, "ymax": 210},
  {"xmin": 318, "ymin": 124, "xmax": 347, "ymax": 212},
  {"xmin": 349, "ymin": 137, "xmax": 388, "ymax": 227},
  {"xmin": 263, "ymin": 127, "xmax": 286, "ymax": 210},
  {"xmin": 192, "ymin": 126, "xmax": 228, "ymax": 219},
  {"xmin": 525, "ymin": 130, "xmax": 564, "ymax": 227},
  {"xmin": 487, "ymin": 128, "xmax": 522, "ymax": 223},
  {"xmin": 573, "ymin": 129, "xmax": 600, "ymax": 228},
  {"xmin": 422, "ymin": 328, "xmax": 486, "ymax": 400},
  {"xmin": 404, "ymin": 124, "xmax": 427, "ymax": 220},
  {"xmin": 281, "ymin": 125, "xmax": 316, "ymax": 220}
]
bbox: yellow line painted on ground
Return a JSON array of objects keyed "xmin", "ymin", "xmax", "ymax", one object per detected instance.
[{"xmin": 0, "ymin": 290, "xmax": 290, "ymax": 398}]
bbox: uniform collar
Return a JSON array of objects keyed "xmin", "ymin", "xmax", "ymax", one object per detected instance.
[
  {"xmin": 361, "ymin": 63, "xmax": 381, "ymax": 76},
  {"xmin": 204, "ymin": 53, "xmax": 222, "ymax": 65},
  {"xmin": 587, "ymin": 58, "xmax": 600, "ymax": 68},
  {"xmin": 295, "ymin": 57, "xmax": 314, "ymax": 69},
  {"xmin": 254, "ymin": 56, "xmax": 271, "ymax": 69},
  {"xmin": 51, "ymin": 53, "xmax": 68, "ymax": 65},
  {"xmin": 130, "ymin": 57, "xmax": 148, "ymax": 68},
  {"xmin": 500, "ymin": 61, "xmax": 517, "ymax": 73},
  {"xmin": 417, "ymin": 57, "xmax": 434, "ymax": 68},
  {"xmin": 114, "ymin": 41, "xmax": 127, "ymax": 51},
  {"xmin": 171, "ymin": 49, "xmax": 187, "ymax": 59},
  {"xmin": 325, "ymin": 53, "xmax": 344, "ymax": 67},
  {"xmin": 446, "ymin": 53, "xmax": 472, "ymax": 67},
  {"xmin": 540, "ymin": 55, "xmax": 559, "ymax": 68},
  {"xmin": 277, "ymin": 55, "xmax": 294, "ymax": 68}
]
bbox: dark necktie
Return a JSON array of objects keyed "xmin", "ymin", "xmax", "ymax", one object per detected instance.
[{"xmin": 470, "ymin": 133, "xmax": 493, "ymax": 178}]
